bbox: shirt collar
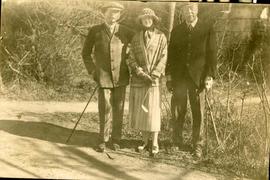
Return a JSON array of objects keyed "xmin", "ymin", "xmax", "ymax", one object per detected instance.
[
  {"xmin": 186, "ymin": 17, "xmax": 198, "ymax": 28},
  {"xmin": 105, "ymin": 22, "xmax": 117, "ymax": 33}
]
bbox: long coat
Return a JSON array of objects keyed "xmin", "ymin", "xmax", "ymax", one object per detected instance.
[
  {"xmin": 82, "ymin": 23, "xmax": 134, "ymax": 88},
  {"xmin": 127, "ymin": 29, "xmax": 167, "ymax": 87},
  {"xmin": 166, "ymin": 19, "xmax": 217, "ymax": 88},
  {"xmin": 127, "ymin": 29, "xmax": 167, "ymax": 132}
]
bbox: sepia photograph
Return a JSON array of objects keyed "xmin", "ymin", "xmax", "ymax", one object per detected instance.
[{"xmin": 0, "ymin": 0, "xmax": 269, "ymax": 179}]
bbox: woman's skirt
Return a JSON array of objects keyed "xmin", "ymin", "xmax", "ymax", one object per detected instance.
[{"xmin": 129, "ymin": 86, "xmax": 161, "ymax": 132}]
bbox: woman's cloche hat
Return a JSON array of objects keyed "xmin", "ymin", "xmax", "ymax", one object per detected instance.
[{"xmin": 137, "ymin": 8, "xmax": 160, "ymax": 24}]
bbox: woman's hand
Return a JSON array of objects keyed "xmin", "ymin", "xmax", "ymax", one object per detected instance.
[
  {"xmin": 140, "ymin": 72, "xmax": 152, "ymax": 84},
  {"xmin": 136, "ymin": 67, "xmax": 152, "ymax": 84},
  {"xmin": 151, "ymin": 74, "xmax": 159, "ymax": 84}
]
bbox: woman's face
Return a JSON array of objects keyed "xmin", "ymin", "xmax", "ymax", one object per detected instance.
[{"xmin": 141, "ymin": 16, "xmax": 153, "ymax": 28}]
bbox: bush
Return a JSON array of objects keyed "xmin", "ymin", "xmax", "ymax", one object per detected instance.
[{"xmin": 1, "ymin": 0, "xmax": 101, "ymax": 89}]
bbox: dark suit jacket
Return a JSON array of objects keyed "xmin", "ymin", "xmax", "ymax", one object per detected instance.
[
  {"xmin": 82, "ymin": 23, "xmax": 134, "ymax": 88},
  {"xmin": 166, "ymin": 19, "xmax": 217, "ymax": 88}
]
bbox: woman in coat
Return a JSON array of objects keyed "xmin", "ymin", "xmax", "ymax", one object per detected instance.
[{"xmin": 126, "ymin": 8, "xmax": 167, "ymax": 156}]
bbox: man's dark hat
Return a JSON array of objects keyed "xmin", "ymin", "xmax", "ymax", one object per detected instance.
[{"xmin": 101, "ymin": 2, "xmax": 125, "ymax": 13}]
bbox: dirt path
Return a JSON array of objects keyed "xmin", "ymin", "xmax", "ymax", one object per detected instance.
[{"xmin": 0, "ymin": 99, "xmax": 244, "ymax": 179}]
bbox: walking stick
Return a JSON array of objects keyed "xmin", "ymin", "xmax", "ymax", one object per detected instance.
[
  {"xmin": 205, "ymin": 91, "xmax": 209, "ymax": 158},
  {"xmin": 66, "ymin": 85, "xmax": 98, "ymax": 143},
  {"xmin": 205, "ymin": 89, "xmax": 221, "ymax": 147}
]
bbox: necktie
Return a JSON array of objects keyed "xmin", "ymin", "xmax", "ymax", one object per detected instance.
[
  {"xmin": 144, "ymin": 31, "xmax": 151, "ymax": 45},
  {"xmin": 188, "ymin": 24, "xmax": 193, "ymax": 31}
]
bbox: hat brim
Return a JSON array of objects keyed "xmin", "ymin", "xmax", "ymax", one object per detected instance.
[{"xmin": 136, "ymin": 14, "xmax": 160, "ymax": 25}]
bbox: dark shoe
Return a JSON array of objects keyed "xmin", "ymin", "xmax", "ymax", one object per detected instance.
[
  {"xmin": 110, "ymin": 139, "xmax": 121, "ymax": 151},
  {"xmin": 112, "ymin": 143, "xmax": 120, "ymax": 151},
  {"xmin": 96, "ymin": 143, "xmax": 106, "ymax": 153}
]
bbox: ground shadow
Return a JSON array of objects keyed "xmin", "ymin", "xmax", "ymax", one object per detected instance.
[
  {"xmin": 1, "ymin": 111, "xmax": 173, "ymax": 150},
  {"xmin": 59, "ymin": 146, "xmax": 141, "ymax": 180},
  {"xmin": 0, "ymin": 119, "xmax": 99, "ymax": 147},
  {"xmin": 0, "ymin": 118, "xmax": 156, "ymax": 151},
  {"xmin": 0, "ymin": 119, "xmax": 230, "ymax": 179},
  {"xmin": 0, "ymin": 121, "xmax": 141, "ymax": 179},
  {"xmin": 0, "ymin": 158, "xmax": 41, "ymax": 178}
]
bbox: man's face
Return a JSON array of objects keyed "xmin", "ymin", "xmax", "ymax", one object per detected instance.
[
  {"xmin": 104, "ymin": 8, "xmax": 121, "ymax": 24},
  {"xmin": 183, "ymin": 4, "xmax": 198, "ymax": 23},
  {"xmin": 141, "ymin": 16, "xmax": 153, "ymax": 28}
]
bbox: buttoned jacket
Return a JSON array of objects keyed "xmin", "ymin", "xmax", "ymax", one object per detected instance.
[
  {"xmin": 82, "ymin": 23, "xmax": 134, "ymax": 88},
  {"xmin": 166, "ymin": 19, "xmax": 217, "ymax": 88}
]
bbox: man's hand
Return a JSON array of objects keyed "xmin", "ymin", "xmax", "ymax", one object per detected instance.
[
  {"xmin": 166, "ymin": 80, "xmax": 173, "ymax": 92},
  {"xmin": 205, "ymin": 76, "xmax": 213, "ymax": 91},
  {"xmin": 92, "ymin": 70, "xmax": 97, "ymax": 82},
  {"xmin": 166, "ymin": 75, "xmax": 173, "ymax": 92}
]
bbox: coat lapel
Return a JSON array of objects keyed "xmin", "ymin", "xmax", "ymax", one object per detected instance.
[
  {"xmin": 102, "ymin": 23, "xmax": 112, "ymax": 39},
  {"xmin": 112, "ymin": 23, "xmax": 119, "ymax": 37},
  {"xmin": 139, "ymin": 31, "xmax": 149, "ymax": 72},
  {"xmin": 144, "ymin": 30, "xmax": 156, "ymax": 49},
  {"xmin": 137, "ymin": 29, "xmax": 163, "ymax": 73},
  {"xmin": 102, "ymin": 23, "xmax": 119, "ymax": 39},
  {"xmin": 147, "ymin": 29, "xmax": 162, "ymax": 72},
  {"xmin": 192, "ymin": 18, "xmax": 201, "ymax": 33}
]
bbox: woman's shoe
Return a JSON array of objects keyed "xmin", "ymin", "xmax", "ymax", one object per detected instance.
[
  {"xmin": 137, "ymin": 143, "xmax": 147, "ymax": 153},
  {"xmin": 151, "ymin": 145, "xmax": 159, "ymax": 157},
  {"xmin": 96, "ymin": 143, "xmax": 106, "ymax": 153}
]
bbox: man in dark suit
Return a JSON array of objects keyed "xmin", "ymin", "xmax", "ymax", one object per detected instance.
[
  {"xmin": 166, "ymin": 3, "xmax": 217, "ymax": 158},
  {"xmin": 82, "ymin": 2, "xmax": 133, "ymax": 152}
]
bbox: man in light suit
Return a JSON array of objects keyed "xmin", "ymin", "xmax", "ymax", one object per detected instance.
[
  {"xmin": 82, "ymin": 2, "xmax": 134, "ymax": 152},
  {"xmin": 166, "ymin": 3, "xmax": 217, "ymax": 158}
]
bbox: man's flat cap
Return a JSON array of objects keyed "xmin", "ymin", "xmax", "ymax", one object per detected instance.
[{"xmin": 101, "ymin": 2, "xmax": 124, "ymax": 13}]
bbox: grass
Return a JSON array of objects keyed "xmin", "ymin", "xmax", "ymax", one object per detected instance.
[
  {"xmin": 0, "ymin": 80, "xmax": 98, "ymax": 102},
  {"xmin": 205, "ymin": 103, "xmax": 268, "ymax": 179}
]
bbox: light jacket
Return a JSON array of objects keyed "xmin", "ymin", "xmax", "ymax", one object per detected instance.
[{"xmin": 127, "ymin": 29, "xmax": 167, "ymax": 87}]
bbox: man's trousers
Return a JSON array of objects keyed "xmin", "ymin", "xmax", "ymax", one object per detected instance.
[
  {"xmin": 171, "ymin": 76, "xmax": 205, "ymax": 148},
  {"xmin": 98, "ymin": 86, "xmax": 126, "ymax": 143}
]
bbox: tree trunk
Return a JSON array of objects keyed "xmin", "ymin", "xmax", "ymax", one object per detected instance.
[{"xmin": 167, "ymin": 2, "xmax": 176, "ymax": 40}]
